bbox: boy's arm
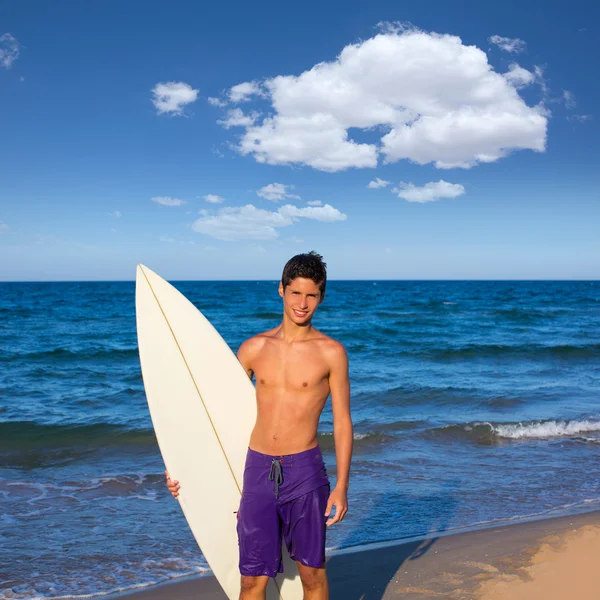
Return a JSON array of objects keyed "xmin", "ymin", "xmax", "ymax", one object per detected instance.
[
  {"xmin": 325, "ymin": 341, "xmax": 353, "ymax": 525},
  {"xmin": 236, "ymin": 336, "xmax": 259, "ymax": 380}
]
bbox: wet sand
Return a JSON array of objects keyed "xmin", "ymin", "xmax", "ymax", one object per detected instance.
[{"xmin": 106, "ymin": 509, "xmax": 600, "ymax": 600}]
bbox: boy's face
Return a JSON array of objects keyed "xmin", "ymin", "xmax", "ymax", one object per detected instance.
[{"xmin": 278, "ymin": 277, "xmax": 323, "ymax": 325}]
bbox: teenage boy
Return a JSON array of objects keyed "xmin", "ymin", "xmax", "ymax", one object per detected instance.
[{"xmin": 167, "ymin": 251, "xmax": 353, "ymax": 600}]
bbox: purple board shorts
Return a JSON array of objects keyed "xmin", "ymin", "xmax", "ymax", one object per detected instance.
[{"xmin": 236, "ymin": 444, "xmax": 330, "ymax": 577}]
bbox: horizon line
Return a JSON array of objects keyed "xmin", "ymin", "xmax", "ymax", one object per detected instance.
[{"xmin": 1, "ymin": 278, "xmax": 598, "ymax": 284}]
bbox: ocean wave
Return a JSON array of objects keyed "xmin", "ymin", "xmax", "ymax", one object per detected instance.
[
  {"xmin": 0, "ymin": 421, "xmax": 155, "ymax": 449},
  {"xmin": 360, "ymin": 384, "xmax": 488, "ymax": 408},
  {"xmin": 427, "ymin": 418, "xmax": 600, "ymax": 444},
  {"xmin": 318, "ymin": 430, "xmax": 393, "ymax": 451},
  {"xmin": 426, "ymin": 343, "xmax": 600, "ymax": 361},
  {"xmin": 0, "ymin": 421, "xmax": 156, "ymax": 468},
  {"xmin": 491, "ymin": 419, "xmax": 600, "ymax": 439},
  {"xmin": 488, "ymin": 307, "xmax": 571, "ymax": 322},
  {"xmin": 3, "ymin": 346, "xmax": 141, "ymax": 362}
]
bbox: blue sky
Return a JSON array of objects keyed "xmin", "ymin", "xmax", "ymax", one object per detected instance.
[{"xmin": 1, "ymin": 0, "xmax": 598, "ymax": 281}]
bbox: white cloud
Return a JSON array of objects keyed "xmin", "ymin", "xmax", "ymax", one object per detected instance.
[
  {"xmin": 307, "ymin": 200, "xmax": 322, "ymax": 206},
  {"xmin": 278, "ymin": 204, "xmax": 347, "ymax": 222},
  {"xmin": 109, "ymin": 210, "xmax": 122, "ymax": 218},
  {"xmin": 152, "ymin": 81, "xmax": 199, "ymax": 116},
  {"xmin": 368, "ymin": 177, "xmax": 391, "ymax": 189},
  {"xmin": 229, "ymin": 81, "xmax": 264, "ymax": 103},
  {"xmin": 392, "ymin": 180, "xmax": 465, "ymax": 203},
  {"xmin": 217, "ymin": 108, "xmax": 257, "ymax": 129},
  {"xmin": 208, "ymin": 97, "xmax": 227, "ymax": 107},
  {"xmin": 504, "ymin": 63, "xmax": 535, "ymax": 88},
  {"xmin": 110, "ymin": 228, "xmax": 117, "ymax": 233},
  {"xmin": 562, "ymin": 90, "xmax": 576, "ymax": 109},
  {"xmin": 160, "ymin": 235, "xmax": 176, "ymax": 243},
  {"xmin": 0, "ymin": 220, "xmax": 9, "ymax": 232},
  {"xmin": 191, "ymin": 203, "xmax": 347, "ymax": 241},
  {"xmin": 256, "ymin": 183, "xmax": 301, "ymax": 202},
  {"xmin": 533, "ymin": 66, "xmax": 549, "ymax": 98},
  {"xmin": 568, "ymin": 114, "xmax": 591, "ymax": 124},
  {"xmin": 223, "ymin": 28, "xmax": 546, "ymax": 172},
  {"xmin": 203, "ymin": 194, "xmax": 225, "ymax": 204},
  {"xmin": 489, "ymin": 34, "xmax": 526, "ymax": 54},
  {"xmin": 0, "ymin": 33, "xmax": 20, "ymax": 69},
  {"xmin": 152, "ymin": 196, "xmax": 186, "ymax": 206}
]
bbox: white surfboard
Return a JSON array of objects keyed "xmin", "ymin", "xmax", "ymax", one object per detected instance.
[{"xmin": 135, "ymin": 264, "xmax": 303, "ymax": 600}]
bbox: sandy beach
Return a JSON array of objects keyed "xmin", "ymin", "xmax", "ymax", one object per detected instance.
[{"xmin": 105, "ymin": 509, "xmax": 600, "ymax": 600}]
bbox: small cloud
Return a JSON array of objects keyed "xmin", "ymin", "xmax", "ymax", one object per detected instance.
[
  {"xmin": 19, "ymin": 75, "xmax": 24, "ymax": 82},
  {"xmin": 392, "ymin": 180, "xmax": 465, "ymax": 203},
  {"xmin": 489, "ymin": 34, "xmax": 526, "ymax": 54},
  {"xmin": 208, "ymin": 96, "xmax": 227, "ymax": 107},
  {"xmin": 152, "ymin": 81, "xmax": 199, "ymax": 116},
  {"xmin": 278, "ymin": 204, "xmax": 347, "ymax": 223},
  {"xmin": 0, "ymin": 220, "xmax": 9, "ymax": 232},
  {"xmin": 375, "ymin": 21, "xmax": 415, "ymax": 35},
  {"xmin": 191, "ymin": 203, "xmax": 346, "ymax": 241},
  {"xmin": 110, "ymin": 228, "xmax": 117, "ymax": 233},
  {"xmin": 257, "ymin": 183, "xmax": 301, "ymax": 202},
  {"xmin": 160, "ymin": 235, "xmax": 177, "ymax": 243},
  {"xmin": 568, "ymin": 114, "xmax": 592, "ymax": 124},
  {"xmin": 203, "ymin": 194, "xmax": 225, "ymax": 204},
  {"xmin": 0, "ymin": 33, "xmax": 20, "ymax": 69},
  {"xmin": 229, "ymin": 81, "xmax": 264, "ymax": 103},
  {"xmin": 109, "ymin": 210, "xmax": 122, "ymax": 218},
  {"xmin": 504, "ymin": 63, "xmax": 536, "ymax": 88},
  {"xmin": 367, "ymin": 177, "xmax": 391, "ymax": 189},
  {"xmin": 217, "ymin": 108, "xmax": 257, "ymax": 129},
  {"xmin": 289, "ymin": 236, "xmax": 304, "ymax": 243},
  {"xmin": 152, "ymin": 196, "xmax": 186, "ymax": 207},
  {"xmin": 307, "ymin": 200, "xmax": 322, "ymax": 206},
  {"xmin": 562, "ymin": 90, "xmax": 576, "ymax": 110}
]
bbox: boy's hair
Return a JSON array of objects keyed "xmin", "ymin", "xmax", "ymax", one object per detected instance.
[{"xmin": 281, "ymin": 251, "xmax": 327, "ymax": 298}]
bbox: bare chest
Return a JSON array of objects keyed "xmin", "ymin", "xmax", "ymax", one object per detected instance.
[{"xmin": 253, "ymin": 343, "xmax": 329, "ymax": 392}]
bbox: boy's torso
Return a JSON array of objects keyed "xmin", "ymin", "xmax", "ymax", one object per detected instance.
[{"xmin": 247, "ymin": 327, "xmax": 335, "ymax": 456}]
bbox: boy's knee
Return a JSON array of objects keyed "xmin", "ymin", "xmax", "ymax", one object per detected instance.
[
  {"xmin": 240, "ymin": 575, "xmax": 269, "ymax": 592},
  {"xmin": 298, "ymin": 564, "xmax": 328, "ymax": 591}
]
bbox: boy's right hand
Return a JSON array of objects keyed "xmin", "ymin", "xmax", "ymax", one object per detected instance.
[{"xmin": 165, "ymin": 470, "xmax": 180, "ymax": 499}]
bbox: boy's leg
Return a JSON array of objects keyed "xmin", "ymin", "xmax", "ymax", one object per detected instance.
[
  {"xmin": 240, "ymin": 575, "xmax": 269, "ymax": 600},
  {"xmin": 281, "ymin": 484, "xmax": 330, "ymax": 599},
  {"xmin": 297, "ymin": 563, "xmax": 329, "ymax": 600},
  {"xmin": 237, "ymin": 453, "xmax": 285, "ymax": 590}
]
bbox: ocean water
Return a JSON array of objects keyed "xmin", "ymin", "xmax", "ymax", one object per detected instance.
[{"xmin": 1, "ymin": 280, "xmax": 600, "ymax": 599}]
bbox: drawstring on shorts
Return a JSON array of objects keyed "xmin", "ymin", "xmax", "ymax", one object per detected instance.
[{"xmin": 269, "ymin": 458, "xmax": 284, "ymax": 499}]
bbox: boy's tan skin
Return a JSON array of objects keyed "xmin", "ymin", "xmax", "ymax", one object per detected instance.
[{"xmin": 166, "ymin": 277, "xmax": 353, "ymax": 600}]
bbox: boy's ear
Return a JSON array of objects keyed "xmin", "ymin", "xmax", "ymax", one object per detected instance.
[{"xmin": 278, "ymin": 281, "xmax": 284, "ymax": 298}]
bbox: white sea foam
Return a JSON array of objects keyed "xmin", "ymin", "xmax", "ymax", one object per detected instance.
[{"xmin": 489, "ymin": 419, "xmax": 600, "ymax": 439}]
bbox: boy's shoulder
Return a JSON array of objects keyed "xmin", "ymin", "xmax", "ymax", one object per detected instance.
[
  {"xmin": 311, "ymin": 329, "xmax": 348, "ymax": 358},
  {"xmin": 237, "ymin": 327, "xmax": 279, "ymax": 354}
]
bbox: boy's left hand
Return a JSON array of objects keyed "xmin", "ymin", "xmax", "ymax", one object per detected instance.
[{"xmin": 325, "ymin": 486, "xmax": 348, "ymax": 526}]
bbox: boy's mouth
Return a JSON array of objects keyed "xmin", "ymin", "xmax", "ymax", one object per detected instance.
[{"xmin": 293, "ymin": 310, "xmax": 308, "ymax": 317}]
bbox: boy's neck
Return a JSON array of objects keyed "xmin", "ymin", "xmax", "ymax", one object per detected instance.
[{"xmin": 278, "ymin": 314, "xmax": 314, "ymax": 342}]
